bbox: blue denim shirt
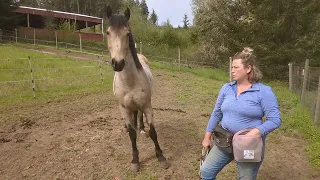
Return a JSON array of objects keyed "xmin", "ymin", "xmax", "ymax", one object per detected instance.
[{"xmin": 206, "ymin": 81, "xmax": 281, "ymax": 136}]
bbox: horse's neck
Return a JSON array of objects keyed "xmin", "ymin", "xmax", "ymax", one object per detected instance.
[{"xmin": 117, "ymin": 52, "xmax": 140, "ymax": 88}]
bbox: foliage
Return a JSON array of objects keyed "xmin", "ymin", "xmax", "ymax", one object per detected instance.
[
  {"xmin": 192, "ymin": 0, "xmax": 320, "ymax": 80},
  {"xmin": 182, "ymin": 13, "xmax": 190, "ymax": 29},
  {"xmin": 149, "ymin": 9, "xmax": 158, "ymax": 25},
  {"xmin": 0, "ymin": 0, "xmax": 20, "ymax": 30}
]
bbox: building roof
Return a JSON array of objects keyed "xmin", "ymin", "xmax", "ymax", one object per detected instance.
[{"xmin": 15, "ymin": 6, "xmax": 103, "ymax": 24}]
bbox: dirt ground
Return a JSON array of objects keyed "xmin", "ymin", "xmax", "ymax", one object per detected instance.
[{"xmin": 0, "ymin": 48, "xmax": 319, "ymax": 180}]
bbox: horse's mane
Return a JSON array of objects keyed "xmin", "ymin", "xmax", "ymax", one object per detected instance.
[{"xmin": 109, "ymin": 14, "xmax": 142, "ymax": 70}]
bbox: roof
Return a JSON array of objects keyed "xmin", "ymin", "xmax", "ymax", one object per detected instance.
[{"xmin": 15, "ymin": 6, "xmax": 103, "ymax": 24}]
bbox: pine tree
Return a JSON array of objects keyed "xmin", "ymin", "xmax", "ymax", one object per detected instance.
[
  {"xmin": 140, "ymin": 0, "xmax": 149, "ymax": 17},
  {"xmin": 149, "ymin": 9, "xmax": 158, "ymax": 25},
  {"xmin": 182, "ymin": 13, "xmax": 189, "ymax": 28},
  {"xmin": 0, "ymin": 0, "xmax": 19, "ymax": 30}
]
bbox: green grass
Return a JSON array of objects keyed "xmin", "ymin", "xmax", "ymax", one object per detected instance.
[
  {"xmin": 0, "ymin": 45, "xmax": 113, "ymax": 103},
  {"xmin": 150, "ymin": 61, "xmax": 229, "ymax": 82}
]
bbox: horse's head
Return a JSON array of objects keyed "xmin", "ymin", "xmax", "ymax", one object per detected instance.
[{"xmin": 106, "ymin": 6, "xmax": 131, "ymax": 72}]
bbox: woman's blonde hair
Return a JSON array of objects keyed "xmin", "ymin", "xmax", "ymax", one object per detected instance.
[{"xmin": 232, "ymin": 47, "xmax": 262, "ymax": 83}]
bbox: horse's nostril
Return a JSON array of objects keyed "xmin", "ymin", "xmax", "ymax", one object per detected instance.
[{"xmin": 111, "ymin": 58, "xmax": 116, "ymax": 64}]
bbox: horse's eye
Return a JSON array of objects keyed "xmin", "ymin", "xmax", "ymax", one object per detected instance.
[{"xmin": 106, "ymin": 31, "xmax": 110, "ymax": 35}]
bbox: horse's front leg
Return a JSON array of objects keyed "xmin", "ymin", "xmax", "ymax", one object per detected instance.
[
  {"xmin": 119, "ymin": 105, "xmax": 140, "ymax": 172},
  {"xmin": 144, "ymin": 106, "xmax": 169, "ymax": 169}
]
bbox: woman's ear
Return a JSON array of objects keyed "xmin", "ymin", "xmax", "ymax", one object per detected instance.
[{"xmin": 246, "ymin": 65, "xmax": 252, "ymax": 74}]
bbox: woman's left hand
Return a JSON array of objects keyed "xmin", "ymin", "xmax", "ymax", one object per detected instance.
[{"xmin": 246, "ymin": 128, "xmax": 261, "ymax": 136}]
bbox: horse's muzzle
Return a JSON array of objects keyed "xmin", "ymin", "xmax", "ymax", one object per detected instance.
[{"xmin": 112, "ymin": 58, "xmax": 125, "ymax": 72}]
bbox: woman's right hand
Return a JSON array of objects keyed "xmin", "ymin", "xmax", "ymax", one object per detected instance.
[{"xmin": 202, "ymin": 132, "xmax": 213, "ymax": 148}]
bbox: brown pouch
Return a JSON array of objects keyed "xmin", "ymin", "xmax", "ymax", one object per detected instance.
[{"xmin": 213, "ymin": 124, "xmax": 234, "ymax": 153}]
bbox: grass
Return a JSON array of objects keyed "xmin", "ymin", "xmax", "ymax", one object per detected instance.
[
  {"xmin": 0, "ymin": 45, "xmax": 113, "ymax": 103},
  {"xmin": 150, "ymin": 60, "xmax": 229, "ymax": 82}
]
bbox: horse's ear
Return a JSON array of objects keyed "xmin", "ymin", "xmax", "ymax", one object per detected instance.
[
  {"xmin": 106, "ymin": 5, "xmax": 112, "ymax": 19},
  {"xmin": 124, "ymin": 7, "xmax": 130, "ymax": 21}
]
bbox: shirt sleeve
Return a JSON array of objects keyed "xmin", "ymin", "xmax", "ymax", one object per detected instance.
[
  {"xmin": 256, "ymin": 86, "xmax": 282, "ymax": 136},
  {"xmin": 206, "ymin": 84, "xmax": 228, "ymax": 132}
]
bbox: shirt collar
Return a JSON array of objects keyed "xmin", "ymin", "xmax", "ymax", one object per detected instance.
[{"xmin": 228, "ymin": 81, "xmax": 260, "ymax": 91}]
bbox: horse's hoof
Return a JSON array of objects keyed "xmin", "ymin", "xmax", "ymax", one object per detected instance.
[
  {"xmin": 130, "ymin": 163, "xmax": 139, "ymax": 172},
  {"xmin": 159, "ymin": 160, "xmax": 169, "ymax": 169}
]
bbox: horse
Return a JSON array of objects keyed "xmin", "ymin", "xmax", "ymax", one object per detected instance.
[{"xmin": 105, "ymin": 6, "xmax": 168, "ymax": 172}]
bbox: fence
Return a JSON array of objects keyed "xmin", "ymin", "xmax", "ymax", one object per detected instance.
[
  {"xmin": 0, "ymin": 28, "xmax": 105, "ymax": 55},
  {"xmin": 0, "ymin": 55, "xmax": 108, "ymax": 102},
  {"xmin": 0, "ymin": 28, "xmax": 218, "ymax": 70},
  {"xmin": 289, "ymin": 60, "xmax": 320, "ymax": 124}
]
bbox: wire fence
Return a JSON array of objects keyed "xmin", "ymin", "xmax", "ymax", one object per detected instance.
[
  {"xmin": 289, "ymin": 60, "xmax": 320, "ymax": 124},
  {"xmin": 0, "ymin": 28, "xmax": 217, "ymax": 69},
  {"xmin": 0, "ymin": 55, "xmax": 108, "ymax": 102},
  {"xmin": 0, "ymin": 28, "xmax": 220, "ymax": 103},
  {"xmin": 0, "ymin": 28, "xmax": 106, "ymax": 56}
]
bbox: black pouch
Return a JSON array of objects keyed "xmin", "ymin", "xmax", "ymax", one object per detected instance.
[{"xmin": 213, "ymin": 124, "xmax": 234, "ymax": 153}]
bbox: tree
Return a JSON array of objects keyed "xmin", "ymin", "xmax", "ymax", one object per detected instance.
[
  {"xmin": 192, "ymin": 0, "xmax": 320, "ymax": 79},
  {"xmin": 182, "ymin": 13, "xmax": 190, "ymax": 28},
  {"xmin": 161, "ymin": 19, "xmax": 173, "ymax": 28},
  {"xmin": 0, "ymin": 0, "xmax": 19, "ymax": 30},
  {"xmin": 140, "ymin": 0, "xmax": 149, "ymax": 17},
  {"xmin": 135, "ymin": 0, "xmax": 140, "ymax": 6},
  {"xmin": 149, "ymin": 9, "xmax": 158, "ymax": 25}
]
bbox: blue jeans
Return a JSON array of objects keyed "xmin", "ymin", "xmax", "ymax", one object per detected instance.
[{"xmin": 200, "ymin": 145, "xmax": 263, "ymax": 180}]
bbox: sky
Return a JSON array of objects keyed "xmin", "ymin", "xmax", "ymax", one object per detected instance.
[{"xmin": 145, "ymin": 0, "xmax": 194, "ymax": 27}]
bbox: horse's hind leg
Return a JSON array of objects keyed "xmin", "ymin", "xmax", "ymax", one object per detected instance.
[
  {"xmin": 138, "ymin": 110, "xmax": 144, "ymax": 131},
  {"xmin": 137, "ymin": 110, "xmax": 149, "ymax": 137},
  {"xmin": 144, "ymin": 106, "xmax": 169, "ymax": 169}
]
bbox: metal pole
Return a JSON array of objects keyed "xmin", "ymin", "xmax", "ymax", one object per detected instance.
[
  {"xmin": 99, "ymin": 61, "xmax": 104, "ymax": 85},
  {"xmin": 28, "ymin": 56, "xmax": 36, "ymax": 98}
]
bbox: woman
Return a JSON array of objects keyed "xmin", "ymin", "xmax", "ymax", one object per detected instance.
[{"xmin": 200, "ymin": 47, "xmax": 281, "ymax": 180}]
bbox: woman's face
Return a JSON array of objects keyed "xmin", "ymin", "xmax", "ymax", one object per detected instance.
[{"xmin": 231, "ymin": 59, "xmax": 251, "ymax": 82}]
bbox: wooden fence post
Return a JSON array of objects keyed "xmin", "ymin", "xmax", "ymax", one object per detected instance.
[
  {"xmin": 55, "ymin": 31, "xmax": 58, "ymax": 49},
  {"xmin": 33, "ymin": 29, "xmax": 36, "ymax": 45},
  {"xmin": 301, "ymin": 59, "xmax": 309, "ymax": 104},
  {"xmin": 289, "ymin": 62, "xmax": 293, "ymax": 91},
  {"xmin": 15, "ymin": 29, "xmax": 18, "ymax": 43},
  {"xmin": 79, "ymin": 34, "xmax": 82, "ymax": 52},
  {"xmin": 178, "ymin": 47, "xmax": 181, "ymax": 71},
  {"xmin": 314, "ymin": 76, "xmax": 320, "ymax": 124},
  {"xmin": 139, "ymin": 41, "xmax": 142, "ymax": 54},
  {"xmin": 229, "ymin": 57, "xmax": 232, "ymax": 82}
]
